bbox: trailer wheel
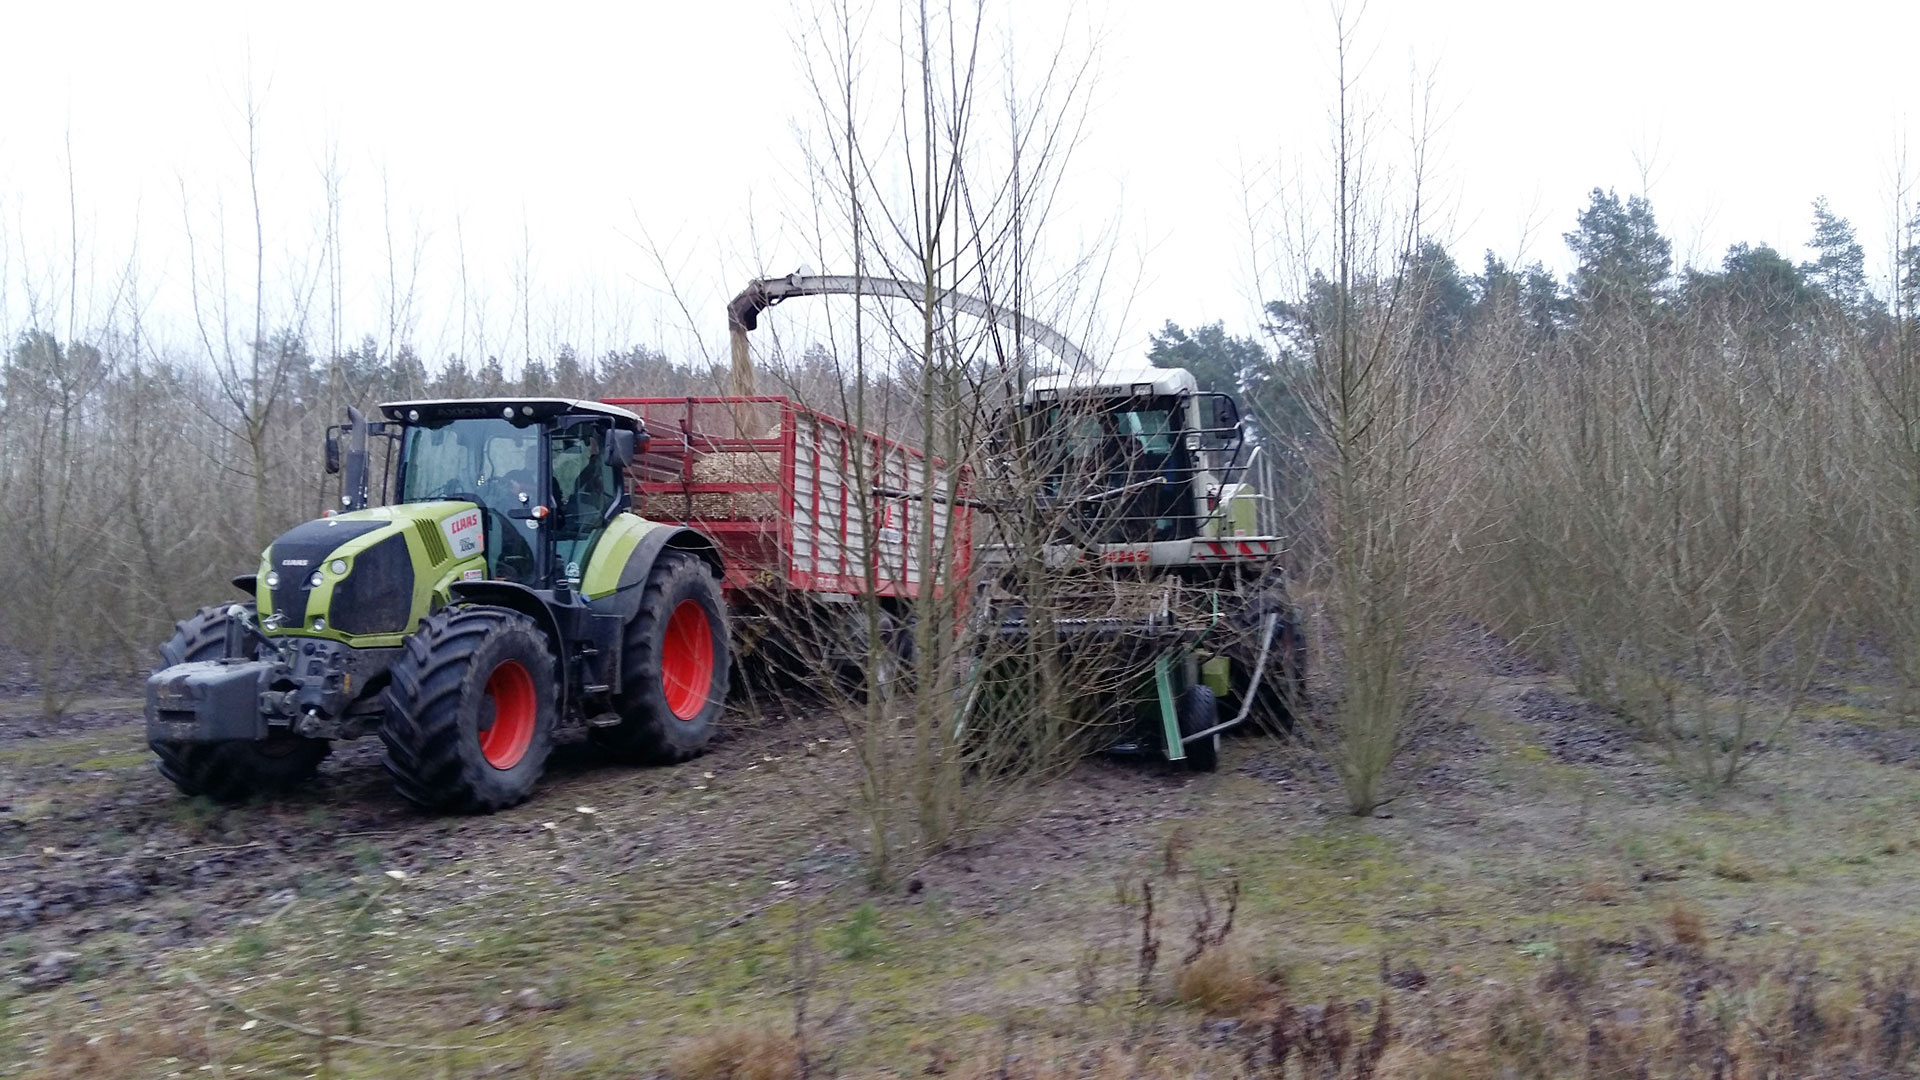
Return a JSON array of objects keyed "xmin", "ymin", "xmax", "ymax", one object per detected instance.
[
  {"xmin": 836, "ymin": 610, "xmax": 913, "ymax": 702},
  {"xmin": 598, "ymin": 552, "xmax": 730, "ymax": 764},
  {"xmin": 1179, "ymin": 683, "xmax": 1221, "ymax": 773},
  {"xmin": 149, "ymin": 604, "xmax": 329, "ymax": 802},
  {"xmin": 380, "ymin": 605, "xmax": 557, "ymax": 812}
]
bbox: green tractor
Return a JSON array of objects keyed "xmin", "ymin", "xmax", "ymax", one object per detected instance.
[{"xmin": 145, "ymin": 399, "xmax": 730, "ymax": 812}]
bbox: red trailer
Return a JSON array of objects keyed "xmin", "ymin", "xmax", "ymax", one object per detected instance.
[{"xmin": 604, "ymin": 396, "xmax": 971, "ymax": 616}]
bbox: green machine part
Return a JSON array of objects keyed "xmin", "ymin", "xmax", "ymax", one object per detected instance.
[
  {"xmin": 254, "ymin": 501, "xmax": 488, "ymax": 649},
  {"xmin": 1156, "ymin": 654, "xmax": 1184, "ymax": 762}
]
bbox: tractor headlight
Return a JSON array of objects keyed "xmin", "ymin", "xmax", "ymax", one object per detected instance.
[
  {"xmin": 264, "ymin": 570, "xmax": 280, "ymax": 589},
  {"xmin": 312, "ymin": 617, "xmax": 326, "ymax": 632},
  {"xmin": 330, "ymin": 559, "xmax": 348, "ymax": 576},
  {"xmin": 308, "ymin": 570, "xmax": 324, "ymax": 589}
]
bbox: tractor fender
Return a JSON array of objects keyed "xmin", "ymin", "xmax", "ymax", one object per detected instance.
[
  {"xmin": 446, "ymin": 580, "xmax": 570, "ymax": 716},
  {"xmin": 594, "ymin": 526, "xmax": 725, "ymax": 624}
]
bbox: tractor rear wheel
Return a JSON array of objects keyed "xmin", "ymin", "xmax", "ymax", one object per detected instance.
[
  {"xmin": 597, "ymin": 552, "xmax": 729, "ymax": 764},
  {"xmin": 150, "ymin": 604, "xmax": 330, "ymax": 802},
  {"xmin": 380, "ymin": 605, "xmax": 557, "ymax": 812}
]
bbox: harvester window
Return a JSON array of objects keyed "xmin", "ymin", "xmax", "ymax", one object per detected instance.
[{"xmin": 1029, "ymin": 398, "xmax": 1194, "ymax": 544}]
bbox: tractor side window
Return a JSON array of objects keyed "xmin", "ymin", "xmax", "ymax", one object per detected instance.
[{"xmin": 548, "ymin": 422, "xmax": 616, "ymax": 581}]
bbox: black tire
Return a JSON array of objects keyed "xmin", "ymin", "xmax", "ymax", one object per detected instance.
[
  {"xmin": 1178, "ymin": 683, "xmax": 1220, "ymax": 773},
  {"xmin": 834, "ymin": 610, "xmax": 913, "ymax": 703},
  {"xmin": 1222, "ymin": 592, "xmax": 1308, "ymax": 737},
  {"xmin": 596, "ymin": 552, "xmax": 729, "ymax": 764},
  {"xmin": 380, "ymin": 605, "xmax": 558, "ymax": 812},
  {"xmin": 149, "ymin": 604, "xmax": 330, "ymax": 802}
]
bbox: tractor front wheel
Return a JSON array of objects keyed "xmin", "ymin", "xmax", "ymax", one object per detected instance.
[
  {"xmin": 149, "ymin": 604, "xmax": 329, "ymax": 802},
  {"xmin": 597, "ymin": 552, "xmax": 729, "ymax": 764},
  {"xmin": 380, "ymin": 605, "xmax": 557, "ymax": 812}
]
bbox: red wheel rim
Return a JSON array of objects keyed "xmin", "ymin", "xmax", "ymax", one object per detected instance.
[
  {"xmin": 479, "ymin": 659, "xmax": 537, "ymax": 769},
  {"xmin": 662, "ymin": 600, "xmax": 715, "ymax": 721}
]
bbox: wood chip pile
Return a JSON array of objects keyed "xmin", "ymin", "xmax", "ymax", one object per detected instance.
[{"xmin": 642, "ymin": 449, "xmax": 782, "ymax": 520}]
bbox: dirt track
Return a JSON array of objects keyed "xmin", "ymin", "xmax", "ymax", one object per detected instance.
[{"xmin": 8, "ymin": 634, "xmax": 1920, "ymax": 1076}]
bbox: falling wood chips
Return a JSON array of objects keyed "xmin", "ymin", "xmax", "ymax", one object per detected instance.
[{"xmin": 643, "ymin": 450, "xmax": 782, "ymax": 520}]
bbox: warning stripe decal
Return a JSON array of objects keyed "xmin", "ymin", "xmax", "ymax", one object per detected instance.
[{"xmin": 1193, "ymin": 539, "xmax": 1275, "ymax": 560}]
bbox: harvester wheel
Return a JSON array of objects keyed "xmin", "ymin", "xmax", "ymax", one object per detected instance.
[
  {"xmin": 597, "ymin": 552, "xmax": 729, "ymax": 764},
  {"xmin": 380, "ymin": 605, "xmax": 557, "ymax": 812},
  {"xmin": 1179, "ymin": 683, "xmax": 1221, "ymax": 773},
  {"xmin": 1224, "ymin": 593, "xmax": 1308, "ymax": 737},
  {"xmin": 150, "ymin": 604, "xmax": 329, "ymax": 802}
]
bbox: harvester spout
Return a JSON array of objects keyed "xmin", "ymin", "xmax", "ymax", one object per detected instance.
[{"xmin": 723, "ymin": 272, "xmax": 1095, "ymax": 389}]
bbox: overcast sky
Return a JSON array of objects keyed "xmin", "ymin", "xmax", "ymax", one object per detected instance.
[{"xmin": 1, "ymin": 0, "xmax": 1914, "ymax": 370}]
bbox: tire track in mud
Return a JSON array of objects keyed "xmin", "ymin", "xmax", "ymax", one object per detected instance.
[{"xmin": 0, "ymin": 709, "xmax": 804, "ymax": 954}]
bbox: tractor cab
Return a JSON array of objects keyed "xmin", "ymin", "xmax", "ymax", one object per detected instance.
[
  {"xmin": 1018, "ymin": 366, "xmax": 1246, "ymax": 548},
  {"xmin": 331, "ymin": 399, "xmax": 644, "ymax": 590}
]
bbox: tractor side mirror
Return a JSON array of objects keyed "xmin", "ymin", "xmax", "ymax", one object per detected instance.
[
  {"xmin": 608, "ymin": 429, "xmax": 637, "ymax": 468},
  {"xmin": 324, "ymin": 428, "xmax": 342, "ymax": 474}
]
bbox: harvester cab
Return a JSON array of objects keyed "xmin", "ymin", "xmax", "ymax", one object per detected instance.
[
  {"xmin": 1018, "ymin": 365, "xmax": 1256, "ymax": 551},
  {"xmin": 147, "ymin": 397, "xmax": 732, "ymax": 812},
  {"xmin": 973, "ymin": 363, "xmax": 1303, "ymax": 771}
]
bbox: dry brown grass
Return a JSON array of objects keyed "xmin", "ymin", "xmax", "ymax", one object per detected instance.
[
  {"xmin": 1709, "ymin": 851, "xmax": 1766, "ymax": 882},
  {"xmin": 1667, "ymin": 900, "xmax": 1707, "ymax": 947},
  {"xmin": 1172, "ymin": 945, "xmax": 1273, "ymax": 1016},
  {"xmin": 1577, "ymin": 875, "xmax": 1623, "ymax": 904},
  {"xmin": 665, "ymin": 1022, "xmax": 803, "ymax": 1080},
  {"xmin": 28, "ymin": 1026, "xmax": 209, "ymax": 1080},
  {"xmin": 944, "ymin": 1039, "xmax": 1243, "ymax": 1080}
]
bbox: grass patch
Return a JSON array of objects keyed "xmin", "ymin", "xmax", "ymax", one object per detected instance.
[{"xmin": 666, "ymin": 1023, "xmax": 803, "ymax": 1080}]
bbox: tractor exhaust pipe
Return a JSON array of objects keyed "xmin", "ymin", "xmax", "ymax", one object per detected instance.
[{"xmin": 341, "ymin": 406, "xmax": 371, "ymax": 512}]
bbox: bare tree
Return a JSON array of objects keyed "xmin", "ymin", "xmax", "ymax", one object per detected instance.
[{"xmin": 1251, "ymin": 5, "xmax": 1466, "ymax": 814}]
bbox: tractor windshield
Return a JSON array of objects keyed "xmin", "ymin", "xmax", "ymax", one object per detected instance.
[{"xmin": 398, "ymin": 418, "xmax": 543, "ymax": 581}]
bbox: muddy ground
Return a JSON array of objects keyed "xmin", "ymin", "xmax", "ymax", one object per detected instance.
[{"xmin": 5, "ymin": 633, "xmax": 1920, "ymax": 1077}]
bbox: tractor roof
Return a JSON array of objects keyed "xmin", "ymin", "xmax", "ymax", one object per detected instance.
[
  {"xmin": 378, "ymin": 398, "xmax": 645, "ymax": 430},
  {"xmin": 1025, "ymin": 365, "xmax": 1197, "ymax": 403}
]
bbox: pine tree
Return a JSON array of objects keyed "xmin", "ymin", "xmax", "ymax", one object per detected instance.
[
  {"xmin": 1146, "ymin": 321, "xmax": 1266, "ymax": 394},
  {"xmin": 1800, "ymin": 197, "xmax": 1869, "ymax": 313},
  {"xmin": 1565, "ymin": 188, "xmax": 1672, "ymax": 311}
]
